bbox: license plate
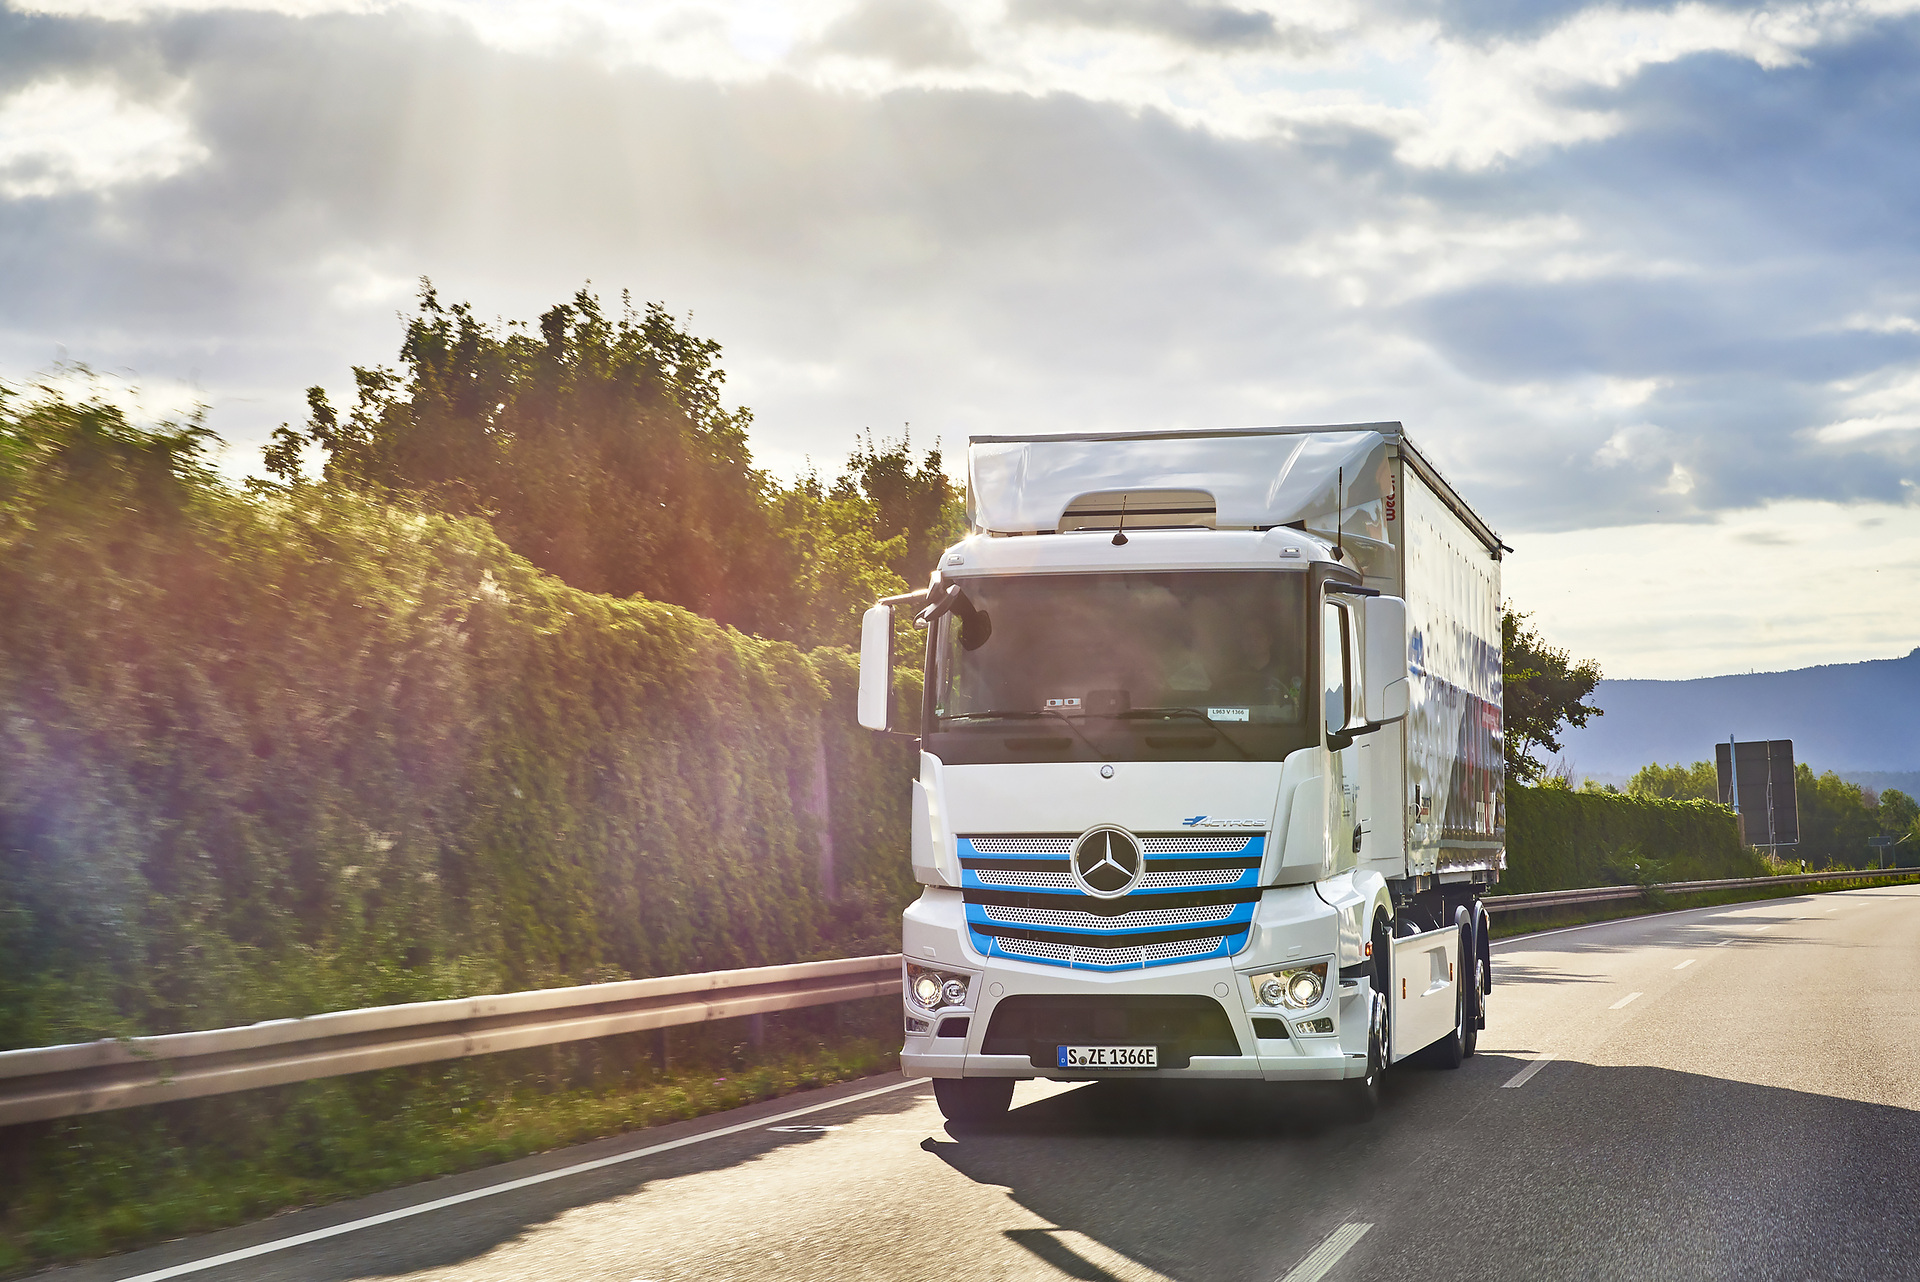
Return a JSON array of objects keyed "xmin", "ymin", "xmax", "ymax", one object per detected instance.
[{"xmin": 1057, "ymin": 1045, "xmax": 1157, "ymax": 1069}]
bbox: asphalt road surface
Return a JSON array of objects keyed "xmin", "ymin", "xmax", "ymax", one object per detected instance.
[{"xmin": 51, "ymin": 886, "xmax": 1920, "ymax": 1282}]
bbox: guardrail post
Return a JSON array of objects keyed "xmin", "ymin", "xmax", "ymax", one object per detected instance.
[
  {"xmin": 748, "ymin": 1013, "xmax": 766, "ymax": 1049},
  {"xmin": 653, "ymin": 1028, "xmax": 670, "ymax": 1075}
]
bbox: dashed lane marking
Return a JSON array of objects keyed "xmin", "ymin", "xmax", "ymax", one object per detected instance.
[
  {"xmin": 1609, "ymin": 992, "xmax": 1643, "ymax": 1009},
  {"xmin": 1674, "ymin": 958, "xmax": 1695, "ymax": 969},
  {"xmin": 1276, "ymin": 1222, "xmax": 1373, "ymax": 1282},
  {"xmin": 1502, "ymin": 1053, "xmax": 1557, "ymax": 1088}
]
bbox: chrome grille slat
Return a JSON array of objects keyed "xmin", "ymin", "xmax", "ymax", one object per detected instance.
[
  {"xmin": 999, "ymin": 937, "xmax": 1073, "ymax": 961},
  {"xmin": 1140, "ymin": 836, "xmax": 1254, "ymax": 853},
  {"xmin": 1137, "ymin": 869, "xmax": 1247, "ymax": 888},
  {"xmin": 971, "ymin": 869, "xmax": 1079, "ymax": 889},
  {"xmin": 966, "ymin": 837, "xmax": 1073, "ymax": 854},
  {"xmin": 979, "ymin": 903, "xmax": 1238, "ymax": 930},
  {"xmin": 1143, "ymin": 938, "xmax": 1219, "ymax": 960}
]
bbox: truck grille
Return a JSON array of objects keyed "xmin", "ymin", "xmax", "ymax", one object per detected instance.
[{"xmin": 958, "ymin": 832, "xmax": 1262, "ymax": 971}]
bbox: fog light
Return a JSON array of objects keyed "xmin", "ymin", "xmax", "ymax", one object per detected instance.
[
  {"xmin": 941, "ymin": 978, "xmax": 968, "ymax": 1006},
  {"xmin": 1258, "ymin": 976, "xmax": 1287, "ymax": 1006},
  {"xmin": 1297, "ymin": 1017, "xmax": 1335, "ymax": 1034},
  {"xmin": 906, "ymin": 1017, "xmax": 930, "ymax": 1034}
]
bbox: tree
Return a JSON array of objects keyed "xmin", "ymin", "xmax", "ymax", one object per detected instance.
[
  {"xmin": 283, "ymin": 282, "xmax": 960, "ymax": 648},
  {"xmin": 1794, "ymin": 766, "xmax": 1879, "ymax": 867},
  {"xmin": 1628, "ymin": 760, "xmax": 1719, "ymax": 802},
  {"xmin": 1878, "ymin": 788, "xmax": 1919, "ymax": 836},
  {"xmin": 1502, "ymin": 609, "xmax": 1602, "ymax": 786}
]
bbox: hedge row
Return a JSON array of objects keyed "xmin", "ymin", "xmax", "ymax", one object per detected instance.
[
  {"xmin": 0, "ymin": 469, "xmax": 918, "ymax": 1052},
  {"xmin": 1500, "ymin": 786, "xmax": 1759, "ymax": 894}
]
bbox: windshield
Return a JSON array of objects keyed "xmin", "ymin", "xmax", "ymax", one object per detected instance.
[{"xmin": 927, "ymin": 570, "xmax": 1312, "ymax": 764}]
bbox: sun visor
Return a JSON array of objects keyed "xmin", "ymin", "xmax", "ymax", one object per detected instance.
[{"xmin": 967, "ymin": 429, "xmax": 1392, "ymax": 537}]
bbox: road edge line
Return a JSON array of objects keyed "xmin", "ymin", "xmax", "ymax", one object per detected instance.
[{"xmin": 109, "ymin": 1076, "xmax": 927, "ymax": 1282}]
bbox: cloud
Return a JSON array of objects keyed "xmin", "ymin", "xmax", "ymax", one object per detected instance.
[
  {"xmin": 0, "ymin": 77, "xmax": 206, "ymax": 197},
  {"xmin": 1009, "ymin": 0, "xmax": 1313, "ymax": 51},
  {"xmin": 1, "ymin": 1, "xmax": 1919, "ymax": 676},
  {"xmin": 812, "ymin": 0, "xmax": 979, "ymax": 67}
]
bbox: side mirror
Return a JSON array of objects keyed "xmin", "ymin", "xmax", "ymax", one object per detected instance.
[
  {"xmin": 856, "ymin": 604, "xmax": 894, "ymax": 731},
  {"xmin": 1362, "ymin": 595, "xmax": 1409, "ymax": 724}
]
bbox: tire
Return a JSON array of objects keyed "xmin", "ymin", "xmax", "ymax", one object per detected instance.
[
  {"xmin": 1421, "ymin": 962, "xmax": 1466, "ymax": 1070},
  {"xmin": 1340, "ymin": 988, "xmax": 1389, "ymax": 1121},
  {"xmin": 1458, "ymin": 907, "xmax": 1481, "ymax": 1059},
  {"xmin": 933, "ymin": 1077, "xmax": 1015, "ymax": 1130}
]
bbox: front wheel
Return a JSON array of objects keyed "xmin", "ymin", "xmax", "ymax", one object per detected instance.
[
  {"xmin": 1341, "ymin": 989, "xmax": 1389, "ymax": 1121},
  {"xmin": 933, "ymin": 1077, "xmax": 1015, "ymax": 1130}
]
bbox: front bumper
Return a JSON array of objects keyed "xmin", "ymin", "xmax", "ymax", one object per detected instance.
[{"xmin": 901, "ymin": 886, "xmax": 1373, "ymax": 1083}]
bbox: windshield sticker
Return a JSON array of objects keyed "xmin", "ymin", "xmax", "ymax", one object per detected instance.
[
  {"xmin": 1043, "ymin": 697, "xmax": 1082, "ymax": 709},
  {"xmin": 1207, "ymin": 707, "xmax": 1250, "ymax": 721}
]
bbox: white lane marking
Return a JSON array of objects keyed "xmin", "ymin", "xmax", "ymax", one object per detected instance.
[
  {"xmin": 1825, "ymin": 907, "xmax": 1840, "ymax": 913},
  {"xmin": 1673, "ymin": 958, "xmax": 1695, "ymax": 969},
  {"xmin": 108, "ymin": 1077, "xmax": 926, "ymax": 1282},
  {"xmin": 1502, "ymin": 1052, "xmax": 1557, "ymax": 1088},
  {"xmin": 1715, "ymin": 938, "xmax": 1734, "ymax": 946},
  {"xmin": 1609, "ymin": 992, "xmax": 1642, "ymax": 1009},
  {"xmin": 1276, "ymin": 1222, "xmax": 1373, "ymax": 1282},
  {"xmin": 1755, "ymin": 923, "xmax": 1777, "ymax": 932}
]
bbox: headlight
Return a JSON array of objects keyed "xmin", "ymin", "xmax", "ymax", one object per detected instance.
[
  {"xmin": 1247, "ymin": 962, "xmax": 1329, "ymax": 1011},
  {"xmin": 912, "ymin": 972, "xmax": 944, "ymax": 1009},
  {"xmin": 906, "ymin": 965, "xmax": 972, "ymax": 1013},
  {"xmin": 1287, "ymin": 969, "xmax": 1324, "ymax": 1008}
]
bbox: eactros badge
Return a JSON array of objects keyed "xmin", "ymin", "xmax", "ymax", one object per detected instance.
[{"xmin": 1072, "ymin": 827, "xmax": 1142, "ymax": 898}]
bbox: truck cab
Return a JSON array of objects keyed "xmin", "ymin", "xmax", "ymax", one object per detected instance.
[{"xmin": 858, "ymin": 424, "xmax": 1504, "ymax": 1125}]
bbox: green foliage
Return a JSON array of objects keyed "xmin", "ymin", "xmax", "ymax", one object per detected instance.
[
  {"xmin": 1501, "ymin": 608, "xmax": 1602, "ymax": 785},
  {"xmin": 280, "ymin": 283, "xmax": 962, "ymax": 649},
  {"xmin": 0, "ymin": 390, "xmax": 919, "ymax": 1052},
  {"xmin": 1793, "ymin": 766, "xmax": 1883, "ymax": 868},
  {"xmin": 1501, "ymin": 786, "xmax": 1758, "ymax": 894},
  {"xmin": 1627, "ymin": 759, "xmax": 1719, "ymax": 802}
]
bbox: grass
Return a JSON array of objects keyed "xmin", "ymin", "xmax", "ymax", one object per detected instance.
[
  {"xmin": 1488, "ymin": 870, "xmax": 1920, "ymax": 939},
  {"xmin": 0, "ymin": 999, "xmax": 902, "ymax": 1277}
]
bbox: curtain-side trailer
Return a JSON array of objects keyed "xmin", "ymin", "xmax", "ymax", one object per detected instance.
[{"xmin": 856, "ymin": 423, "xmax": 1505, "ymax": 1124}]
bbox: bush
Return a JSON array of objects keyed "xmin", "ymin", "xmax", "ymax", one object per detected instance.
[
  {"xmin": 0, "ymin": 394, "xmax": 918, "ymax": 1051},
  {"xmin": 1500, "ymin": 786, "xmax": 1758, "ymax": 894}
]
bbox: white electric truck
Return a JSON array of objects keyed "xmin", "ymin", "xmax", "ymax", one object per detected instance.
[{"xmin": 855, "ymin": 423, "xmax": 1504, "ymax": 1124}]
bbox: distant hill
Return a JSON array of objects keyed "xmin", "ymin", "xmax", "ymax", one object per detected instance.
[{"xmin": 1555, "ymin": 647, "xmax": 1920, "ymax": 780}]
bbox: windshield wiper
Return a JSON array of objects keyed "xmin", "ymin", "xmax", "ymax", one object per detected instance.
[
  {"xmin": 1110, "ymin": 707, "xmax": 1254, "ymax": 759},
  {"xmin": 942, "ymin": 709, "xmax": 1111, "ymax": 760}
]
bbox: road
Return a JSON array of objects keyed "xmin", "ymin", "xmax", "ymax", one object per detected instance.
[{"xmin": 51, "ymin": 885, "xmax": 1920, "ymax": 1282}]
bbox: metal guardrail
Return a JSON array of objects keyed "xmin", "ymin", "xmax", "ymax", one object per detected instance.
[
  {"xmin": 1483, "ymin": 865, "xmax": 1918, "ymax": 913},
  {"xmin": 0, "ymin": 954, "xmax": 902, "ymax": 1128},
  {"xmin": 5, "ymin": 865, "xmax": 1913, "ymax": 1127}
]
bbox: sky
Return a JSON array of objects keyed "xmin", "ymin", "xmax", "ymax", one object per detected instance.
[{"xmin": 3, "ymin": 0, "xmax": 1919, "ymax": 680}]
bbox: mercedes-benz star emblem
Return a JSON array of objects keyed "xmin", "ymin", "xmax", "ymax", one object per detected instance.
[{"xmin": 1072, "ymin": 827, "xmax": 1143, "ymax": 898}]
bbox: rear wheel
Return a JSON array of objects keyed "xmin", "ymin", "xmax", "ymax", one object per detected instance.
[
  {"xmin": 1422, "ymin": 967, "xmax": 1466, "ymax": 1070},
  {"xmin": 1459, "ymin": 909, "xmax": 1482, "ymax": 1059},
  {"xmin": 933, "ymin": 1077, "xmax": 1015, "ymax": 1130}
]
